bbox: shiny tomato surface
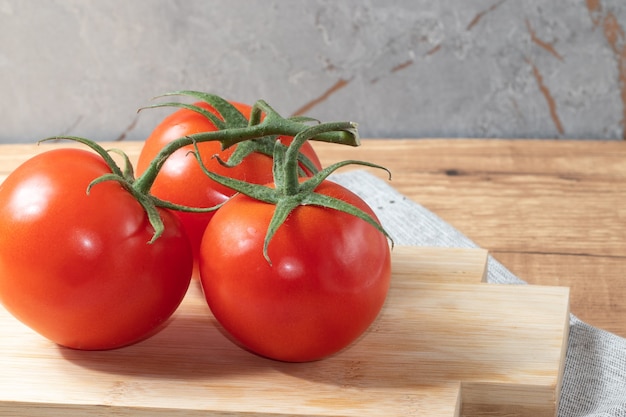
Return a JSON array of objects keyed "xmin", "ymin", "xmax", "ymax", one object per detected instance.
[
  {"xmin": 0, "ymin": 148, "xmax": 192, "ymax": 350},
  {"xmin": 198, "ymin": 180, "xmax": 391, "ymax": 362}
]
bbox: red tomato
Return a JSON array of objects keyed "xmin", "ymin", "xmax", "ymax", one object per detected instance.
[
  {"xmin": 198, "ymin": 180, "xmax": 391, "ymax": 362},
  {"xmin": 136, "ymin": 101, "xmax": 322, "ymax": 270},
  {"xmin": 0, "ymin": 148, "xmax": 192, "ymax": 350}
]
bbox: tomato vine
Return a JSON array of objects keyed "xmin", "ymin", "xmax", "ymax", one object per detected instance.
[
  {"xmin": 4, "ymin": 91, "xmax": 394, "ymax": 356},
  {"xmin": 46, "ymin": 92, "xmax": 365, "ymax": 244},
  {"xmin": 189, "ymin": 116, "xmax": 393, "ymax": 263}
]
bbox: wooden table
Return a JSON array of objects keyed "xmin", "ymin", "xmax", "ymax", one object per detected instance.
[{"xmin": 2, "ymin": 138, "xmax": 625, "ymax": 339}]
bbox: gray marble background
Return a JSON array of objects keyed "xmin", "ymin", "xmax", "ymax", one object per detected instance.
[{"xmin": 1, "ymin": 0, "xmax": 625, "ymax": 143}]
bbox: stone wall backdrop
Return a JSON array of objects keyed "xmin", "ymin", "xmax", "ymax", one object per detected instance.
[{"xmin": 1, "ymin": 0, "xmax": 625, "ymax": 143}]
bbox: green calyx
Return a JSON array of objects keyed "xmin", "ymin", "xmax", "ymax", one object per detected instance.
[
  {"xmin": 43, "ymin": 91, "xmax": 366, "ymax": 244},
  {"xmin": 189, "ymin": 118, "xmax": 394, "ymax": 264},
  {"xmin": 39, "ymin": 136, "xmax": 223, "ymax": 244}
]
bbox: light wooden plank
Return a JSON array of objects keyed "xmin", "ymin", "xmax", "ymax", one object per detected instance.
[
  {"xmin": 0, "ymin": 246, "xmax": 569, "ymax": 416},
  {"xmin": 392, "ymin": 246, "xmax": 488, "ymax": 284}
]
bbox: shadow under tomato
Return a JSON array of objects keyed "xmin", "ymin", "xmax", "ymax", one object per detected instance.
[
  {"xmin": 59, "ymin": 282, "xmax": 508, "ymax": 391},
  {"xmin": 57, "ymin": 304, "xmax": 444, "ymax": 391},
  {"xmin": 56, "ymin": 299, "xmax": 381, "ymax": 386},
  {"xmin": 58, "ymin": 299, "xmax": 277, "ymax": 381}
]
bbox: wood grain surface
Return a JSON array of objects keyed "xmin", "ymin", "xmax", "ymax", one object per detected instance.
[
  {"xmin": 1, "ymin": 138, "xmax": 624, "ymax": 338},
  {"xmin": 0, "ymin": 246, "xmax": 569, "ymax": 416},
  {"xmin": 307, "ymin": 139, "xmax": 626, "ymax": 338}
]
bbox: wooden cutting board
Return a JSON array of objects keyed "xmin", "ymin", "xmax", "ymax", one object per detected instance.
[{"xmin": 0, "ymin": 246, "xmax": 570, "ymax": 417}]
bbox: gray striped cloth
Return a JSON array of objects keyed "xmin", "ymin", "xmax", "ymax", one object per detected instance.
[{"xmin": 332, "ymin": 170, "xmax": 626, "ymax": 417}]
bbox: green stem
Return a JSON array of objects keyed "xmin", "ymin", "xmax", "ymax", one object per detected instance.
[
  {"xmin": 43, "ymin": 94, "xmax": 373, "ymax": 247},
  {"xmin": 283, "ymin": 121, "xmax": 357, "ymax": 195},
  {"xmin": 186, "ymin": 122, "xmax": 393, "ymax": 263},
  {"xmin": 40, "ymin": 136, "xmax": 125, "ymax": 178},
  {"xmin": 132, "ymin": 105, "xmax": 359, "ymax": 196},
  {"xmin": 132, "ymin": 127, "xmax": 263, "ymax": 195}
]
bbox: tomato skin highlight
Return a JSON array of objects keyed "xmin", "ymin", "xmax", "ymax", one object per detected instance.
[
  {"xmin": 0, "ymin": 148, "xmax": 193, "ymax": 350},
  {"xmin": 198, "ymin": 180, "xmax": 391, "ymax": 362},
  {"xmin": 136, "ymin": 101, "xmax": 322, "ymax": 270}
]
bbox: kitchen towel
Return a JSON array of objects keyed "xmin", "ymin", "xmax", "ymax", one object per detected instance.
[{"xmin": 332, "ymin": 170, "xmax": 626, "ymax": 417}]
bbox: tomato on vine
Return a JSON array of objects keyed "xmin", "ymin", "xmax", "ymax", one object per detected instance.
[
  {"xmin": 136, "ymin": 91, "xmax": 323, "ymax": 269},
  {"xmin": 194, "ymin": 116, "xmax": 393, "ymax": 362},
  {"xmin": 0, "ymin": 91, "xmax": 382, "ymax": 359}
]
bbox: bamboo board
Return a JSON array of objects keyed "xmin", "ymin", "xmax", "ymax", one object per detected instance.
[{"xmin": 0, "ymin": 246, "xmax": 569, "ymax": 417}]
